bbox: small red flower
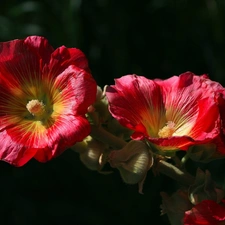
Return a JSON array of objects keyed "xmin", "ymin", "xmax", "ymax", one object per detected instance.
[
  {"xmin": 0, "ymin": 36, "xmax": 97, "ymax": 166},
  {"xmin": 106, "ymin": 72, "xmax": 221, "ymax": 152},
  {"xmin": 183, "ymin": 200, "xmax": 225, "ymax": 225}
]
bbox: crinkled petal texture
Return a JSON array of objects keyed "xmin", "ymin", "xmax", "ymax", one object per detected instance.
[
  {"xmin": 106, "ymin": 72, "xmax": 221, "ymax": 151},
  {"xmin": 202, "ymin": 79, "xmax": 225, "ymax": 154},
  {"xmin": 0, "ymin": 36, "xmax": 97, "ymax": 166},
  {"xmin": 183, "ymin": 200, "xmax": 225, "ymax": 225}
]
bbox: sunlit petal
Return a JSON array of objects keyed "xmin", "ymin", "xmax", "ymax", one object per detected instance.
[
  {"xmin": 0, "ymin": 36, "xmax": 97, "ymax": 166},
  {"xmin": 106, "ymin": 72, "xmax": 221, "ymax": 152}
]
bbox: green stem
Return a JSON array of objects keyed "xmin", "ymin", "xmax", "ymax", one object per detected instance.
[
  {"xmin": 90, "ymin": 125, "xmax": 127, "ymax": 149},
  {"xmin": 156, "ymin": 160, "xmax": 195, "ymax": 186}
]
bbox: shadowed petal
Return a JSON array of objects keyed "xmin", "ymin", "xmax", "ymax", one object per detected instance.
[
  {"xmin": 47, "ymin": 46, "xmax": 90, "ymax": 78},
  {"xmin": 184, "ymin": 200, "xmax": 225, "ymax": 225}
]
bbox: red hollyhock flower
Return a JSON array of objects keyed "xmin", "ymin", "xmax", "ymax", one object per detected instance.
[
  {"xmin": 0, "ymin": 36, "xmax": 97, "ymax": 166},
  {"xmin": 183, "ymin": 200, "xmax": 225, "ymax": 225},
  {"xmin": 106, "ymin": 72, "xmax": 221, "ymax": 152}
]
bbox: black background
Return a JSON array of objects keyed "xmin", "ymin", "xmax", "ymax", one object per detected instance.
[{"xmin": 1, "ymin": 0, "xmax": 225, "ymax": 224}]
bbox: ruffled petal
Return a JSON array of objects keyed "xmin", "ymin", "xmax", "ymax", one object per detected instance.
[
  {"xmin": 47, "ymin": 46, "xmax": 90, "ymax": 78},
  {"xmin": 24, "ymin": 36, "xmax": 54, "ymax": 64},
  {"xmin": 190, "ymin": 97, "xmax": 220, "ymax": 140},
  {"xmin": 53, "ymin": 65, "xmax": 96, "ymax": 115}
]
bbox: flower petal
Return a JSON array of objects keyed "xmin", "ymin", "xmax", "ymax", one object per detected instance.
[
  {"xmin": 53, "ymin": 65, "xmax": 97, "ymax": 115},
  {"xmin": 0, "ymin": 36, "xmax": 53, "ymax": 90},
  {"xmin": 106, "ymin": 74, "xmax": 165, "ymax": 139},
  {"xmin": 34, "ymin": 115, "xmax": 91, "ymax": 162},
  {"xmin": 47, "ymin": 46, "xmax": 90, "ymax": 78},
  {"xmin": 183, "ymin": 200, "xmax": 225, "ymax": 225},
  {"xmin": 0, "ymin": 130, "xmax": 38, "ymax": 166},
  {"xmin": 24, "ymin": 36, "xmax": 54, "ymax": 64}
]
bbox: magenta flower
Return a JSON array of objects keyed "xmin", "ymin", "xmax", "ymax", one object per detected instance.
[
  {"xmin": 0, "ymin": 36, "xmax": 97, "ymax": 166},
  {"xmin": 106, "ymin": 72, "xmax": 222, "ymax": 152}
]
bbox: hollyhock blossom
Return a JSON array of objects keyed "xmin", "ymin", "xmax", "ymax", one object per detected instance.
[
  {"xmin": 0, "ymin": 36, "xmax": 97, "ymax": 166},
  {"xmin": 106, "ymin": 72, "xmax": 222, "ymax": 152},
  {"xmin": 183, "ymin": 200, "xmax": 225, "ymax": 225}
]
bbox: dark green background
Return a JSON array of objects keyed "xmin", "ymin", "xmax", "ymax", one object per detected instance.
[{"xmin": 1, "ymin": 0, "xmax": 225, "ymax": 224}]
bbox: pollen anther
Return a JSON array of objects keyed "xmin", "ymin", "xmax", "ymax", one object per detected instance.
[
  {"xmin": 158, "ymin": 121, "xmax": 176, "ymax": 138},
  {"xmin": 26, "ymin": 99, "xmax": 45, "ymax": 117}
]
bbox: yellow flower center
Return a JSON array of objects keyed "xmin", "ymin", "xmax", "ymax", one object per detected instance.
[
  {"xmin": 26, "ymin": 99, "xmax": 45, "ymax": 117},
  {"xmin": 158, "ymin": 121, "xmax": 176, "ymax": 138}
]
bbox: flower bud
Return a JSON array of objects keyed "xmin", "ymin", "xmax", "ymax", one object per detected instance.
[
  {"xmin": 108, "ymin": 140, "xmax": 153, "ymax": 193},
  {"xmin": 71, "ymin": 136, "xmax": 107, "ymax": 171},
  {"xmin": 86, "ymin": 86, "xmax": 111, "ymax": 125},
  {"xmin": 93, "ymin": 86, "xmax": 111, "ymax": 123},
  {"xmin": 96, "ymin": 86, "xmax": 104, "ymax": 102},
  {"xmin": 188, "ymin": 168, "xmax": 225, "ymax": 205}
]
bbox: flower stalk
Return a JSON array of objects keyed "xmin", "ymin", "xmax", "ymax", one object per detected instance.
[
  {"xmin": 156, "ymin": 160, "xmax": 195, "ymax": 186},
  {"xmin": 90, "ymin": 125, "xmax": 127, "ymax": 149}
]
